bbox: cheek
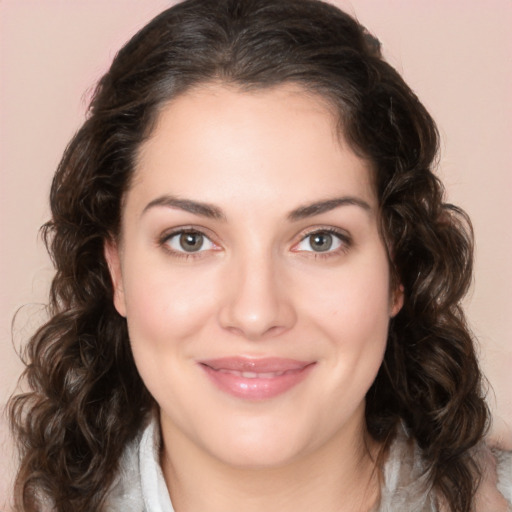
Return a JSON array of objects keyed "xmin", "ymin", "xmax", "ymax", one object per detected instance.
[
  {"xmin": 121, "ymin": 257, "xmax": 220, "ymax": 346},
  {"xmin": 121, "ymin": 259, "xmax": 223, "ymax": 403},
  {"xmin": 295, "ymin": 252, "xmax": 392, "ymax": 386},
  {"xmin": 300, "ymin": 256, "xmax": 392, "ymax": 338}
]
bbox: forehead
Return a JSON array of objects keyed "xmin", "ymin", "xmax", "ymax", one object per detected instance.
[{"xmin": 130, "ymin": 83, "xmax": 375, "ymax": 214}]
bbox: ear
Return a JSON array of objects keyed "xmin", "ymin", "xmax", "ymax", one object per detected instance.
[
  {"xmin": 390, "ymin": 283, "xmax": 404, "ymax": 318},
  {"xmin": 104, "ymin": 239, "xmax": 127, "ymax": 317}
]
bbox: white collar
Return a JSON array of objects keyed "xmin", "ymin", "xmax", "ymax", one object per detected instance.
[
  {"xmin": 139, "ymin": 419, "xmax": 175, "ymax": 512},
  {"xmin": 104, "ymin": 418, "xmax": 174, "ymax": 511}
]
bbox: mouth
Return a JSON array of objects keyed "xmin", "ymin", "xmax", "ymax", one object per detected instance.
[{"xmin": 198, "ymin": 357, "xmax": 316, "ymax": 400}]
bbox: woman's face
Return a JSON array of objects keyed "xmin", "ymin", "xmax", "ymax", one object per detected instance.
[{"xmin": 106, "ymin": 84, "xmax": 402, "ymax": 468}]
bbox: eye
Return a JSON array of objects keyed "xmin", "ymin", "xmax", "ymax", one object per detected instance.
[
  {"xmin": 294, "ymin": 229, "xmax": 348, "ymax": 253},
  {"xmin": 164, "ymin": 230, "xmax": 216, "ymax": 253}
]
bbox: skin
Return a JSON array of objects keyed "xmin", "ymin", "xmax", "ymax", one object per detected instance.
[{"xmin": 106, "ymin": 83, "xmax": 403, "ymax": 512}]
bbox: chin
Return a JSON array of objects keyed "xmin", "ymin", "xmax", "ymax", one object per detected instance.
[
  {"xmin": 209, "ymin": 436, "xmax": 306, "ymax": 469},
  {"xmin": 195, "ymin": 413, "xmax": 320, "ymax": 469}
]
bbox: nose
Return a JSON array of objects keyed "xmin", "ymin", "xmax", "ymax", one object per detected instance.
[{"xmin": 217, "ymin": 253, "xmax": 297, "ymax": 341}]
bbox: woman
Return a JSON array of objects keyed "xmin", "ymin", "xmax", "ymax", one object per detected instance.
[{"xmin": 8, "ymin": 0, "xmax": 511, "ymax": 511}]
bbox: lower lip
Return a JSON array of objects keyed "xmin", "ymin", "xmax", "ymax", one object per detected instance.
[{"xmin": 200, "ymin": 363, "xmax": 315, "ymax": 400}]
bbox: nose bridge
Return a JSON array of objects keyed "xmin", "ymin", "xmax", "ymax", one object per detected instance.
[{"xmin": 218, "ymin": 242, "xmax": 295, "ymax": 339}]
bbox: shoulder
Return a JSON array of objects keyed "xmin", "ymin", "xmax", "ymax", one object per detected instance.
[
  {"xmin": 378, "ymin": 428, "xmax": 512, "ymax": 512},
  {"xmin": 473, "ymin": 445, "xmax": 512, "ymax": 512}
]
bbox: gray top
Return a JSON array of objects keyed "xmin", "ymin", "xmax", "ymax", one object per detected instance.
[{"xmin": 104, "ymin": 419, "xmax": 512, "ymax": 511}]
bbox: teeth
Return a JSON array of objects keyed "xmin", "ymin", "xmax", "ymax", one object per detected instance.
[
  {"xmin": 216, "ymin": 369, "xmax": 287, "ymax": 378},
  {"xmin": 259, "ymin": 371, "xmax": 286, "ymax": 378}
]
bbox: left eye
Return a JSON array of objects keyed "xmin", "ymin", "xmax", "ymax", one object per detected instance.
[
  {"xmin": 165, "ymin": 231, "xmax": 215, "ymax": 253},
  {"xmin": 295, "ymin": 231, "xmax": 345, "ymax": 253}
]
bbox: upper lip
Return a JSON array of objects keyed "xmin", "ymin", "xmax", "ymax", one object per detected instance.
[{"xmin": 199, "ymin": 357, "xmax": 313, "ymax": 373}]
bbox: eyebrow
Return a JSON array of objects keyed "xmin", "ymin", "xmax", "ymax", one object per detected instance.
[
  {"xmin": 141, "ymin": 194, "xmax": 371, "ymax": 222},
  {"xmin": 287, "ymin": 196, "xmax": 372, "ymax": 221},
  {"xmin": 142, "ymin": 195, "xmax": 226, "ymax": 220}
]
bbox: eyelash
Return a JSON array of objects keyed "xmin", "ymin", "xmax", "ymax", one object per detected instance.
[
  {"xmin": 293, "ymin": 227, "xmax": 352, "ymax": 259},
  {"xmin": 158, "ymin": 227, "xmax": 219, "ymax": 260},
  {"xmin": 158, "ymin": 226, "xmax": 352, "ymax": 260}
]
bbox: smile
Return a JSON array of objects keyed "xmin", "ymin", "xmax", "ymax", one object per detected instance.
[
  {"xmin": 198, "ymin": 357, "xmax": 316, "ymax": 400},
  {"xmin": 216, "ymin": 369, "xmax": 293, "ymax": 378}
]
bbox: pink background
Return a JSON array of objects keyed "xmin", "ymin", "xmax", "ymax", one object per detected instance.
[{"xmin": 1, "ymin": 1, "xmax": 511, "ymax": 508}]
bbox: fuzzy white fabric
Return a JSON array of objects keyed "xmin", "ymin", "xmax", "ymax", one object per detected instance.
[
  {"xmin": 373, "ymin": 428, "xmax": 436, "ymax": 511},
  {"xmin": 104, "ymin": 419, "xmax": 512, "ymax": 512},
  {"xmin": 104, "ymin": 419, "xmax": 172, "ymax": 512},
  {"xmin": 496, "ymin": 449, "xmax": 512, "ymax": 506}
]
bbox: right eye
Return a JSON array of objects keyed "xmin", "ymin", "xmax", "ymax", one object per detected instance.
[{"xmin": 163, "ymin": 230, "xmax": 216, "ymax": 254}]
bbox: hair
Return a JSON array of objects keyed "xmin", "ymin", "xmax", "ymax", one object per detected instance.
[{"xmin": 9, "ymin": 0, "xmax": 488, "ymax": 511}]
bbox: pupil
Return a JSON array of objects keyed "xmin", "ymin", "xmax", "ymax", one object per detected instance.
[
  {"xmin": 311, "ymin": 233, "xmax": 332, "ymax": 252},
  {"xmin": 179, "ymin": 232, "xmax": 203, "ymax": 252}
]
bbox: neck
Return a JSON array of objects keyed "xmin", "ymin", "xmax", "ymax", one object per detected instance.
[{"xmin": 160, "ymin": 410, "xmax": 381, "ymax": 512}]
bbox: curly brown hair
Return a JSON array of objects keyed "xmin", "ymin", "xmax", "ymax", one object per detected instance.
[{"xmin": 9, "ymin": 0, "xmax": 488, "ymax": 510}]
